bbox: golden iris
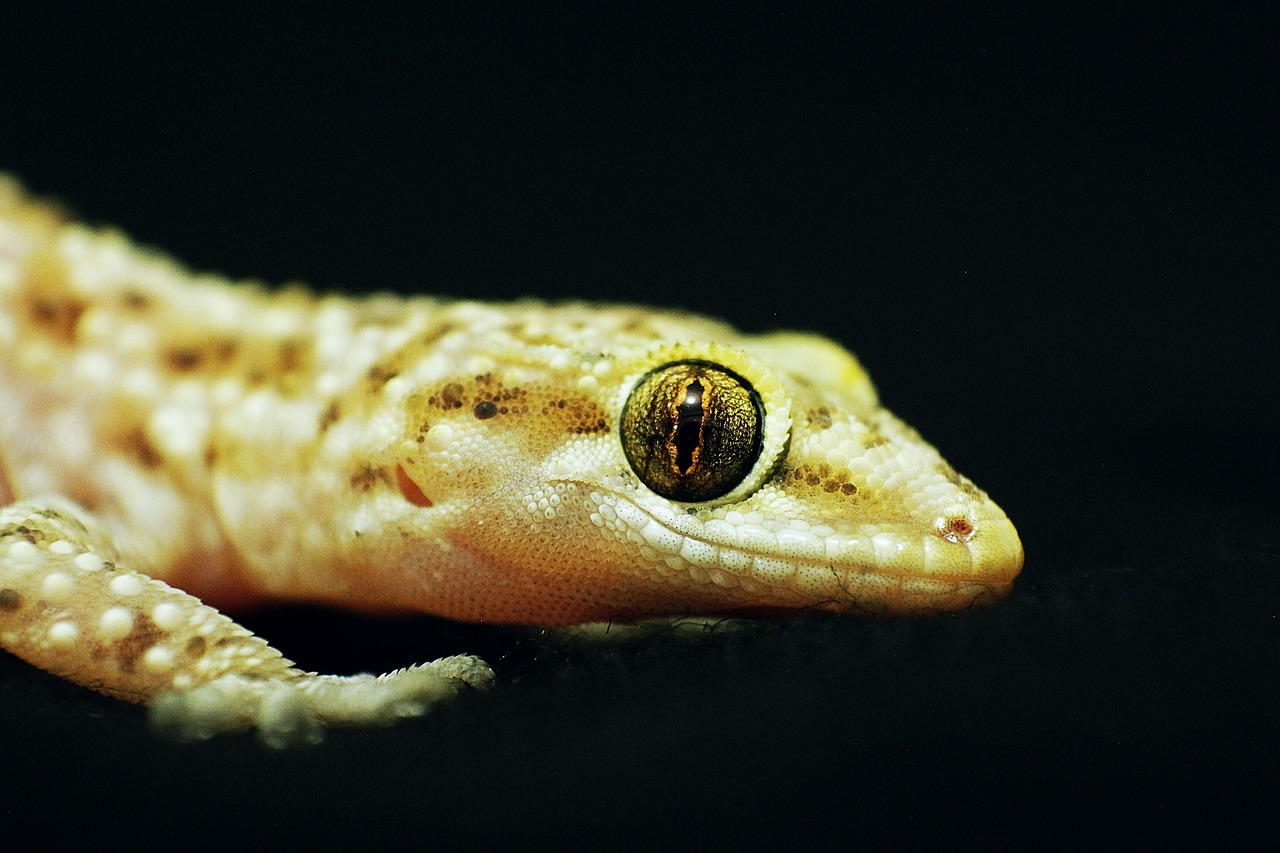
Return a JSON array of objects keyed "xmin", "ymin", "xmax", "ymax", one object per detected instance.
[{"xmin": 620, "ymin": 360, "xmax": 764, "ymax": 502}]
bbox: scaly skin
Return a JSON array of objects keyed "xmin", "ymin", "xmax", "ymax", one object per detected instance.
[{"xmin": 0, "ymin": 175, "xmax": 1022, "ymax": 744}]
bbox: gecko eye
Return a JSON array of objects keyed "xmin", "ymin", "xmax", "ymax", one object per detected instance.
[{"xmin": 620, "ymin": 360, "xmax": 764, "ymax": 502}]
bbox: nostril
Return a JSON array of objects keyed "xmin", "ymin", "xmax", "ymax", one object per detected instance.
[{"xmin": 937, "ymin": 516, "xmax": 975, "ymax": 543}]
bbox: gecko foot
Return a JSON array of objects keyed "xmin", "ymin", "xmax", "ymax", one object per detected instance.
[{"xmin": 149, "ymin": 655, "xmax": 495, "ymax": 748}]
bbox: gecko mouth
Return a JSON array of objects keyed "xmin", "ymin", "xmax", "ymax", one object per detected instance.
[{"xmin": 596, "ymin": 491, "xmax": 1024, "ymax": 615}]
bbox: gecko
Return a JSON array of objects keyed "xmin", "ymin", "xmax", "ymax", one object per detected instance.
[{"xmin": 0, "ymin": 174, "xmax": 1023, "ymax": 746}]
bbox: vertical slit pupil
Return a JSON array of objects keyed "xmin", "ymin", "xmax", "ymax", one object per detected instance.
[{"xmin": 672, "ymin": 379, "xmax": 704, "ymax": 474}]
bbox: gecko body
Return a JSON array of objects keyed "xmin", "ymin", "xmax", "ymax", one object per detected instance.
[{"xmin": 0, "ymin": 176, "xmax": 1022, "ymax": 744}]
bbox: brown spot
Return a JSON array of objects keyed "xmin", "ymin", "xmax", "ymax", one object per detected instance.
[
  {"xmin": 620, "ymin": 316, "xmax": 647, "ymax": 333},
  {"xmin": 395, "ymin": 465, "xmax": 433, "ymax": 508},
  {"xmin": 21, "ymin": 249, "xmax": 87, "ymax": 343},
  {"xmin": 808, "ymin": 407, "xmax": 833, "ymax": 430},
  {"xmin": 1, "ymin": 524, "xmax": 34, "ymax": 539},
  {"xmin": 860, "ymin": 427, "xmax": 890, "ymax": 448},
  {"xmin": 111, "ymin": 613, "xmax": 164, "ymax": 674},
  {"xmin": 542, "ymin": 395, "xmax": 609, "ymax": 435},
  {"xmin": 419, "ymin": 321, "xmax": 458, "ymax": 347},
  {"xmin": 407, "ymin": 380, "xmax": 609, "ymax": 451},
  {"xmin": 121, "ymin": 290, "xmax": 152, "ymax": 310},
  {"xmin": 165, "ymin": 339, "xmax": 239, "ymax": 375},
  {"xmin": 215, "ymin": 339, "xmax": 240, "ymax": 364},
  {"xmin": 185, "ymin": 636, "xmax": 206, "ymax": 657},
  {"xmin": 165, "ymin": 347, "xmax": 203, "ymax": 372},
  {"xmin": 26, "ymin": 294, "xmax": 87, "ymax": 343},
  {"xmin": 783, "ymin": 464, "xmax": 859, "ymax": 498},
  {"xmin": 318, "ymin": 402, "xmax": 341, "ymax": 432},
  {"xmin": 0, "ymin": 588, "xmax": 22, "ymax": 610},
  {"xmin": 367, "ymin": 363, "xmax": 399, "ymax": 387},
  {"xmin": 279, "ymin": 340, "xmax": 304, "ymax": 372},
  {"xmin": 440, "ymin": 383, "xmax": 465, "ymax": 408},
  {"xmin": 349, "ymin": 464, "xmax": 388, "ymax": 491},
  {"xmin": 119, "ymin": 426, "xmax": 162, "ymax": 469}
]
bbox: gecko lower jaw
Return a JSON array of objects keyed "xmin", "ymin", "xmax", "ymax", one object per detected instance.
[
  {"xmin": 831, "ymin": 516, "xmax": 1024, "ymax": 614},
  {"xmin": 606, "ymin": 493, "xmax": 1024, "ymax": 614},
  {"xmin": 755, "ymin": 517, "xmax": 1023, "ymax": 615}
]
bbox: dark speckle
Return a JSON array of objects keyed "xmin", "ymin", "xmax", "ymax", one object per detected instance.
[
  {"xmin": 215, "ymin": 339, "xmax": 240, "ymax": 363},
  {"xmin": 367, "ymin": 364, "xmax": 399, "ymax": 386},
  {"xmin": 165, "ymin": 347, "xmax": 202, "ymax": 371},
  {"xmin": 112, "ymin": 613, "xmax": 164, "ymax": 674},
  {"xmin": 279, "ymin": 340, "xmax": 304, "ymax": 372},
  {"xmin": 420, "ymin": 322, "xmax": 457, "ymax": 347},
  {"xmin": 121, "ymin": 290, "xmax": 151, "ymax": 310},
  {"xmin": 27, "ymin": 295, "xmax": 87, "ymax": 343},
  {"xmin": 440, "ymin": 383, "xmax": 465, "ymax": 408},
  {"xmin": 318, "ymin": 402, "xmax": 340, "ymax": 432},
  {"xmin": 0, "ymin": 588, "xmax": 21, "ymax": 610},
  {"xmin": 474, "ymin": 401, "xmax": 499, "ymax": 420},
  {"xmin": 808, "ymin": 407, "xmax": 833, "ymax": 430},
  {"xmin": 349, "ymin": 464, "xmax": 388, "ymax": 491},
  {"xmin": 120, "ymin": 426, "xmax": 163, "ymax": 469}
]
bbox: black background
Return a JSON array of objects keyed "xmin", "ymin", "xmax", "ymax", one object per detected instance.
[{"xmin": 2, "ymin": 4, "xmax": 1277, "ymax": 847}]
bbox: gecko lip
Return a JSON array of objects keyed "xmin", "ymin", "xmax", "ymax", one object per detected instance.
[{"xmin": 607, "ymin": 493, "xmax": 1024, "ymax": 614}]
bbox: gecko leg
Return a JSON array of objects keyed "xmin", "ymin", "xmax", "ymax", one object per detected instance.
[{"xmin": 0, "ymin": 499, "xmax": 493, "ymax": 746}]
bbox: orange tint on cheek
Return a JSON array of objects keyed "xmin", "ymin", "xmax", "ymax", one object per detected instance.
[{"xmin": 395, "ymin": 464, "xmax": 433, "ymax": 508}]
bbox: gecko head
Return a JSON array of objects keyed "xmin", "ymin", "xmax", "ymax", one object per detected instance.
[
  {"xmin": 385, "ymin": 309, "xmax": 1022, "ymax": 626},
  {"xmin": 597, "ymin": 333, "xmax": 1024, "ymax": 619}
]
